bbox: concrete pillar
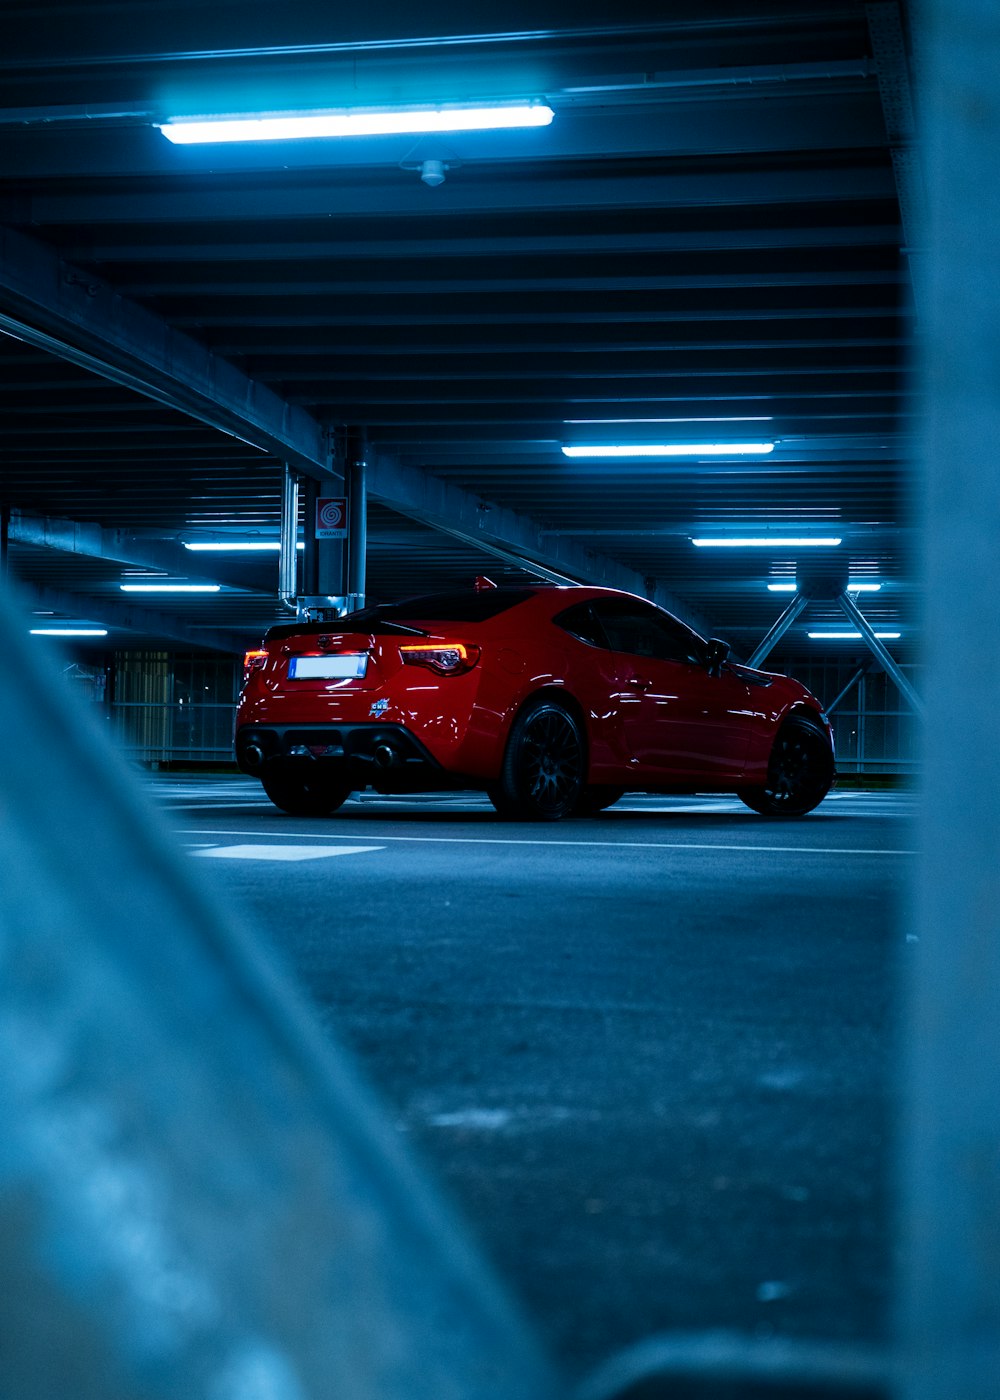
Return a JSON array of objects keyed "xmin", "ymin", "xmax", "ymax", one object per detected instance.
[{"xmin": 903, "ymin": 3, "xmax": 1000, "ymax": 1397}]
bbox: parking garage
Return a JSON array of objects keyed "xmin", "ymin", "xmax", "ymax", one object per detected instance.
[{"xmin": 1, "ymin": 4, "xmax": 997, "ymax": 1399}]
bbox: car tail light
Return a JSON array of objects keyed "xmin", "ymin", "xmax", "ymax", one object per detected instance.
[
  {"xmin": 399, "ymin": 642, "xmax": 481, "ymax": 676},
  {"xmin": 242, "ymin": 648, "xmax": 267, "ymax": 681}
]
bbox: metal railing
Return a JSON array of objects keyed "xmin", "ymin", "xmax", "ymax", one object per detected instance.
[{"xmin": 108, "ymin": 700, "xmax": 236, "ymax": 763}]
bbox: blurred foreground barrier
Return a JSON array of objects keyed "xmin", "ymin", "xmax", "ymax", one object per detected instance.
[
  {"xmin": 0, "ymin": 579, "xmax": 559, "ymax": 1400},
  {"xmin": 904, "ymin": 2, "xmax": 1000, "ymax": 1400}
]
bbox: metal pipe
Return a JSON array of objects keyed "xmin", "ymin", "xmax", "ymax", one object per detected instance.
[
  {"xmin": 346, "ymin": 429, "xmax": 367, "ymax": 607},
  {"xmin": 747, "ymin": 591, "xmax": 810, "ymax": 668},
  {"xmin": 278, "ymin": 464, "xmax": 299, "ymax": 611},
  {"xmin": 836, "ymin": 590, "xmax": 923, "ymax": 717}
]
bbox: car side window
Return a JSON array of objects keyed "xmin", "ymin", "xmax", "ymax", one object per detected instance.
[
  {"xmin": 552, "ymin": 601, "xmax": 610, "ymax": 649},
  {"xmin": 592, "ymin": 599, "xmax": 704, "ymax": 666}
]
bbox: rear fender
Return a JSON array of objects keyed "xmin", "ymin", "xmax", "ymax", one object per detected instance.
[
  {"xmin": 458, "ymin": 673, "xmax": 571, "ymax": 781},
  {"xmin": 490, "ymin": 681, "xmax": 618, "ymax": 784}
]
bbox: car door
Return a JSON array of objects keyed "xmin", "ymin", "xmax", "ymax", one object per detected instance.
[{"xmin": 591, "ymin": 598, "xmax": 754, "ymax": 779}]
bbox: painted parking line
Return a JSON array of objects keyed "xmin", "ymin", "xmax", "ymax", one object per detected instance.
[
  {"xmin": 165, "ymin": 802, "xmax": 277, "ymax": 812},
  {"xmin": 191, "ymin": 843, "xmax": 384, "ymax": 861},
  {"xmin": 178, "ymin": 828, "xmax": 915, "ymax": 857},
  {"xmin": 615, "ymin": 803, "xmax": 744, "ymax": 815}
]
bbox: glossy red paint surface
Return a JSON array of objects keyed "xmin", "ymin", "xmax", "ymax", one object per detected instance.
[{"xmin": 236, "ymin": 585, "xmax": 830, "ymax": 793}]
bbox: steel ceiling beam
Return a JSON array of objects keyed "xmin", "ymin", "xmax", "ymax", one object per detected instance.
[
  {"xmin": 186, "ymin": 306, "xmax": 904, "ymax": 335},
  {"xmin": 281, "ymin": 389, "xmax": 906, "ymax": 408},
  {"xmin": 67, "ymin": 226, "xmax": 904, "ymax": 264},
  {"xmin": 207, "ymin": 324, "xmax": 909, "ymax": 355},
  {"xmin": 116, "ymin": 270, "xmax": 906, "ymax": 298},
  {"xmin": 7, "ymin": 510, "xmax": 272, "ymax": 592},
  {"xmin": 0, "ymin": 224, "xmax": 711, "ymax": 623},
  {"xmin": 0, "ymin": 9, "xmax": 870, "ymax": 66},
  {"xmin": 170, "ymin": 303, "xmax": 901, "ymax": 331},
  {"xmin": 19, "ymin": 582, "xmax": 249, "ymax": 652},
  {"xmin": 9, "ymin": 165, "xmax": 898, "ymax": 227},
  {"xmin": 248, "ymin": 352, "xmax": 903, "ymax": 379},
  {"xmin": 0, "ymin": 223, "xmax": 329, "ymax": 477},
  {"xmin": 1, "ymin": 364, "xmax": 903, "ymax": 393}
]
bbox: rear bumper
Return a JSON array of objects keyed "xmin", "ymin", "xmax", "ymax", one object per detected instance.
[{"xmin": 235, "ymin": 721, "xmax": 469, "ymax": 792}]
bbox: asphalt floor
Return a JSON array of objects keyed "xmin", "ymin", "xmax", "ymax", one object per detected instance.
[{"xmin": 150, "ymin": 774, "xmax": 913, "ymax": 1384}]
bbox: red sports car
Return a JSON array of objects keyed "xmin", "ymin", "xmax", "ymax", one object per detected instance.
[{"xmin": 235, "ymin": 583, "xmax": 834, "ymax": 820}]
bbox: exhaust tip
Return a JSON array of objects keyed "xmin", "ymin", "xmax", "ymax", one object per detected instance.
[
  {"xmin": 243, "ymin": 742, "xmax": 265, "ymax": 769},
  {"xmin": 373, "ymin": 743, "xmax": 400, "ymax": 769}
]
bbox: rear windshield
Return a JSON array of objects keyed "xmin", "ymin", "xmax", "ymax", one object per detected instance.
[
  {"xmin": 265, "ymin": 589, "xmax": 535, "ymax": 639},
  {"xmin": 346, "ymin": 590, "xmax": 535, "ymax": 625}
]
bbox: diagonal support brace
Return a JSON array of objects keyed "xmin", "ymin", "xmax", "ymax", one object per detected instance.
[
  {"xmin": 747, "ymin": 592, "xmax": 811, "ymax": 668},
  {"xmin": 837, "ymin": 589, "xmax": 923, "ymax": 717}
]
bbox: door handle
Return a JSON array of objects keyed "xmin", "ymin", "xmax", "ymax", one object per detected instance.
[{"xmin": 624, "ymin": 676, "xmax": 653, "ymax": 691}]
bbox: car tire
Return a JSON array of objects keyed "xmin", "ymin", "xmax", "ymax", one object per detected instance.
[
  {"xmin": 737, "ymin": 716, "xmax": 834, "ymax": 817},
  {"xmin": 488, "ymin": 697, "xmax": 586, "ymax": 821},
  {"xmin": 261, "ymin": 771, "xmax": 353, "ymax": 817},
  {"xmin": 572, "ymin": 784, "xmax": 626, "ymax": 816}
]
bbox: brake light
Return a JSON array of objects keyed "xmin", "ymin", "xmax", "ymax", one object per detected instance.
[
  {"xmin": 242, "ymin": 648, "xmax": 267, "ymax": 681},
  {"xmin": 399, "ymin": 642, "xmax": 481, "ymax": 676}
]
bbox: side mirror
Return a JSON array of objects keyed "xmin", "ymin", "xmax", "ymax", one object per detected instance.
[{"xmin": 704, "ymin": 638, "xmax": 731, "ymax": 676}]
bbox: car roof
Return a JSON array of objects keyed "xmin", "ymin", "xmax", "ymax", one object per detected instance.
[{"xmin": 260, "ymin": 583, "xmax": 707, "ymax": 642}]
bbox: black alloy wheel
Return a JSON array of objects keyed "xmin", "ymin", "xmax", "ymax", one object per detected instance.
[
  {"xmin": 261, "ymin": 771, "xmax": 353, "ymax": 817},
  {"xmin": 738, "ymin": 717, "xmax": 834, "ymax": 817},
  {"xmin": 489, "ymin": 698, "xmax": 586, "ymax": 820},
  {"xmin": 572, "ymin": 784, "xmax": 626, "ymax": 816}
]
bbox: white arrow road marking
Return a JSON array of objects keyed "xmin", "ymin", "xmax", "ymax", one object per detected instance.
[{"xmin": 192, "ymin": 843, "xmax": 384, "ymax": 861}]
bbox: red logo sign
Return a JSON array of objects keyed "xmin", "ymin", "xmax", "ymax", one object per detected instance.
[{"xmin": 315, "ymin": 496, "xmax": 348, "ymax": 540}]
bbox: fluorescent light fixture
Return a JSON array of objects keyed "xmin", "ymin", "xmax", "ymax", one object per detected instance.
[
  {"xmin": 184, "ymin": 541, "xmax": 304, "ymax": 551},
  {"xmin": 808, "ymin": 631, "xmax": 901, "ymax": 640},
  {"xmin": 562, "ymin": 442, "xmax": 775, "ymax": 458},
  {"xmin": 120, "ymin": 583, "xmax": 221, "ymax": 593},
  {"xmin": 159, "ymin": 104, "xmax": 554, "ymax": 144},
  {"xmin": 563, "ymin": 417, "xmax": 773, "ymax": 425},
  {"xmin": 30, "ymin": 628, "xmax": 108, "ymax": 637},
  {"xmin": 693, "ymin": 536, "xmax": 842, "ymax": 548},
  {"xmin": 767, "ymin": 581, "xmax": 882, "ymax": 592}
]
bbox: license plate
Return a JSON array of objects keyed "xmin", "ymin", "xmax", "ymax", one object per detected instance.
[{"xmin": 288, "ymin": 653, "xmax": 368, "ymax": 680}]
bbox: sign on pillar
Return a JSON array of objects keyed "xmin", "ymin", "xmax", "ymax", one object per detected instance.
[{"xmin": 315, "ymin": 496, "xmax": 348, "ymax": 540}]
